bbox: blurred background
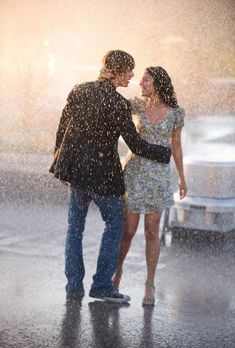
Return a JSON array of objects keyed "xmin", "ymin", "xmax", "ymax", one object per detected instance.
[{"xmin": 0, "ymin": 0, "xmax": 234, "ymax": 152}]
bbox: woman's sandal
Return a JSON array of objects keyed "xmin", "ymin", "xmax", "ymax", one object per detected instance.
[{"xmin": 142, "ymin": 283, "xmax": 155, "ymax": 306}]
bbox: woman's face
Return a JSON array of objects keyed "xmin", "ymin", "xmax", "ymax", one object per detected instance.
[{"xmin": 140, "ymin": 71, "xmax": 155, "ymax": 97}]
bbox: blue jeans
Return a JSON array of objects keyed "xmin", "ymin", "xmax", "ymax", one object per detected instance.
[{"xmin": 65, "ymin": 186, "xmax": 124, "ymax": 296}]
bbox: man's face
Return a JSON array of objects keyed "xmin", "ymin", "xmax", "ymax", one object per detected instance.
[
  {"xmin": 140, "ymin": 71, "xmax": 155, "ymax": 97},
  {"xmin": 116, "ymin": 69, "xmax": 134, "ymax": 87}
]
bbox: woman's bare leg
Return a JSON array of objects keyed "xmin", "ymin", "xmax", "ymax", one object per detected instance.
[
  {"xmin": 143, "ymin": 211, "xmax": 162, "ymax": 305},
  {"xmin": 113, "ymin": 209, "xmax": 140, "ymax": 288}
]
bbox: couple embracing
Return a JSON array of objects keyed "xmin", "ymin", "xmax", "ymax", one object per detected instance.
[{"xmin": 50, "ymin": 50, "xmax": 187, "ymax": 306}]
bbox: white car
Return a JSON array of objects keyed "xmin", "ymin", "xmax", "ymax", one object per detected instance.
[{"xmin": 166, "ymin": 115, "xmax": 235, "ymax": 241}]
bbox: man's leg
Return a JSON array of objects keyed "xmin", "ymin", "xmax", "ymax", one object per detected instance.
[
  {"xmin": 65, "ymin": 186, "xmax": 91, "ymax": 298},
  {"xmin": 89, "ymin": 195, "xmax": 130, "ymax": 301}
]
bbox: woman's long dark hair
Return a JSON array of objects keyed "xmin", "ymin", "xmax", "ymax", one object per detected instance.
[{"xmin": 147, "ymin": 67, "xmax": 178, "ymax": 108}]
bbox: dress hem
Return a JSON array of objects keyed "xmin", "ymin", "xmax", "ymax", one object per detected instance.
[{"xmin": 125, "ymin": 204, "xmax": 173, "ymax": 214}]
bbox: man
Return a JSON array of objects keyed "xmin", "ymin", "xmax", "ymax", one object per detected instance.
[{"xmin": 50, "ymin": 50, "xmax": 171, "ymax": 303}]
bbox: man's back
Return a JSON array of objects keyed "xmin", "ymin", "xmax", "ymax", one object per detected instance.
[
  {"xmin": 67, "ymin": 79, "xmax": 130, "ymax": 148},
  {"xmin": 50, "ymin": 78, "xmax": 132, "ymax": 195}
]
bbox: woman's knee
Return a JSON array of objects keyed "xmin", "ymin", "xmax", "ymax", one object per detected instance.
[
  {"xmin": 123, "ymin": 210, "xmax": 139, "ymax": 241},
  {"xmin": 123, "ymin": 227, "xmax": 136, "ymax": 242},
  {"xmin": 145, "ymin": 229, "xmax": 160, "ymax": 242}
]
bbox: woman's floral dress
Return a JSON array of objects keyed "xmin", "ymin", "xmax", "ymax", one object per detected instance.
[{"xmin": 124, "ymin": 98, "xmax": 185, "ymax": 213}]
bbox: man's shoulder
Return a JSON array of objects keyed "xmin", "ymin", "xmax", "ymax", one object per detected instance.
[
  {"xmin": 113, "ymin": 89, "xmax": 129, "ymax": 105},
  {"xmin": 71, "ymin": 81, "xmax": 95, "ymax": 93},
  {"xmin": 70, "ymin": 81, "xmax": 130, "ymax": 110}
]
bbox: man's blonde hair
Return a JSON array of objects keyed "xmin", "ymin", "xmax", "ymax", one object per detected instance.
[{"xmin": 102, "ymin": 50, "xmax": 135, "ymax": 75}]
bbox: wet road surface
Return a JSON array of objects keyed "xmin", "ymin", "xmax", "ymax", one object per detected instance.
[{"xmin": 1, "ymin": 199, "xmax": 235, "ymax": 348}]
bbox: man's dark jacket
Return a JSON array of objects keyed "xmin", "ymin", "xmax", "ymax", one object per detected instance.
[{"xmin": 49, "ymin": 79, "xmax": 171, "ymax": 196}]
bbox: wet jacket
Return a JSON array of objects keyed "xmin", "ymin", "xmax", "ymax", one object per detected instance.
[{"xmin": 49, "ymin": 79, "xmax": 171, "ymax": 196}]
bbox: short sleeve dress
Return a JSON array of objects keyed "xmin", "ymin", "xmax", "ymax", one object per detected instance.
[{"xmin": 123, "ymin": 98, "xmax": 185, "ymax": 213}]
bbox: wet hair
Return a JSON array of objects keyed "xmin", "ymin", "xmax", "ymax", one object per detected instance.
[
  {"xmin": 102, "ymin": 50, "xmax": 135, "ymax": 75},
  {"xmin": 147, "ymin": 66, "xmax": 178, "ymax": 107}
]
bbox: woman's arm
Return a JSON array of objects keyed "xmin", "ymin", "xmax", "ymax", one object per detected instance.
[{"xmin": 171, "ymin": 127, "xmax": 187, "ymax": 199}]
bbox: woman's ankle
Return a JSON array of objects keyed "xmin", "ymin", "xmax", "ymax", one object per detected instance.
[
  {"xmin": 113, "ymin": 269, "xmax": 123, "ymax": 287},
  {"xmin": 145, "ymin": 280, "xmax": 155, "ymax": 288}
]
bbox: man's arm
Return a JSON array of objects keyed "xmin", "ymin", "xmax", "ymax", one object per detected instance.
[
  {"xmin": 120, "ymin": 101, "xmax": 171, "ymax": 164},
  {"xmin": 54, "ymin": 105, "xmax": 72, "ymax": 155},
  {"xmin": 54, "ymin": 85, "xmax": 84, "ymax": 155}
]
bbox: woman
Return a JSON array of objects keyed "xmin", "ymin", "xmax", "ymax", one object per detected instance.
[{"xmin": 113, "ymin": 66, "xmax": 187, "ymax": 306}]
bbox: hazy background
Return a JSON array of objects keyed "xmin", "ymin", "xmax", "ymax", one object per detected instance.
[{"xmin": 1, "ymin": 0, "xmax": 234, "ymax": 152}]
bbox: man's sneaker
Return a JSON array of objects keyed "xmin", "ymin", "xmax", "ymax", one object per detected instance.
[
  {"xmin": 90, "ymin": 291, "xmax": 131, "ymax": 303},
  {"xmin": 103, "ymin": 292, "xmax": 131, "ymax": 303}
]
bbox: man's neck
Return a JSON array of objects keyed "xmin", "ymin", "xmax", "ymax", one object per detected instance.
[{"xmin": 111, "ymin": 77, "xmax": 120, "ymax": 88}]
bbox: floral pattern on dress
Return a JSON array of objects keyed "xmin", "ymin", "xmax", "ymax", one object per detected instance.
[{"xmin": 124, "ymin": 98, "xmax": 185, "ymax": 213}]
